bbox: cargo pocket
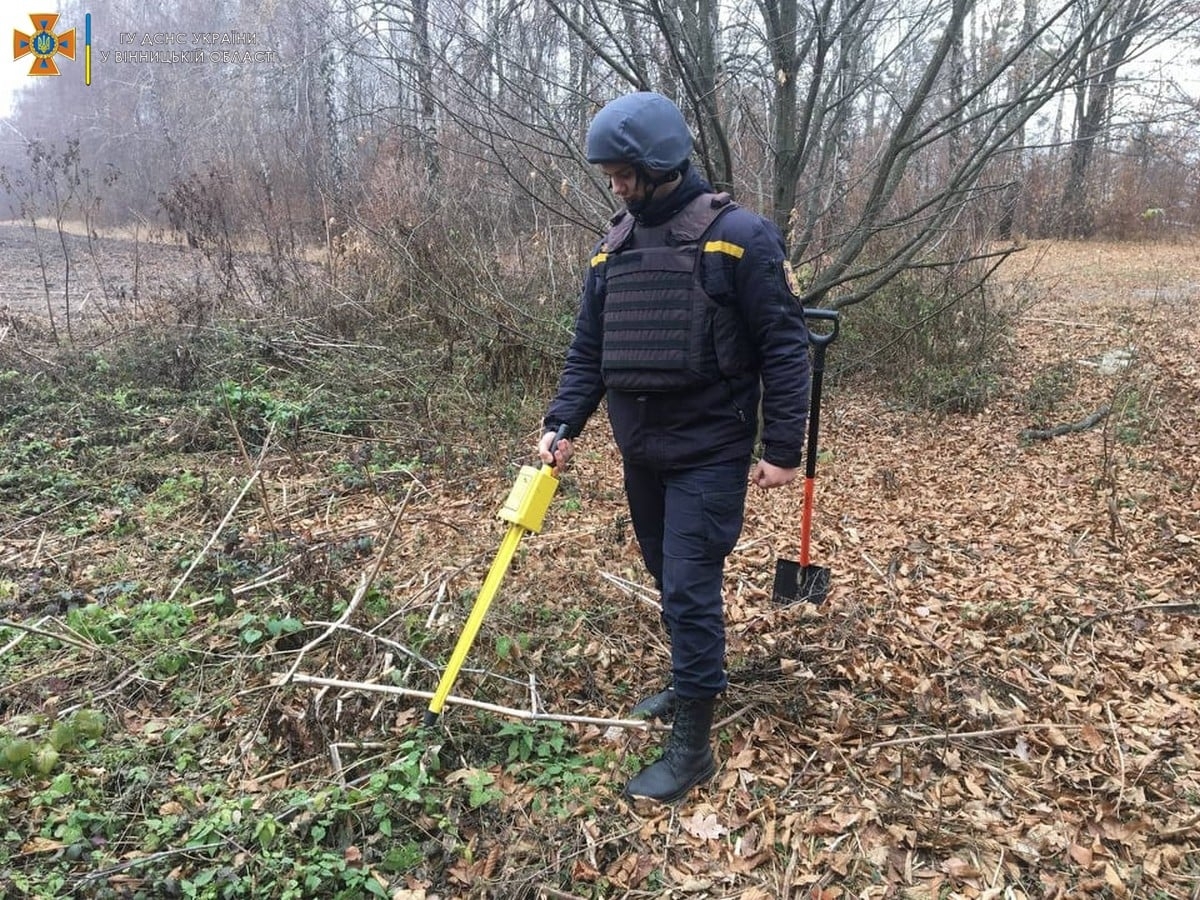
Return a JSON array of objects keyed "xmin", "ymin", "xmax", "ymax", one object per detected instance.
[{"xmin": 701, "ymin": 487, "xmax": 747, "ymax": 558}]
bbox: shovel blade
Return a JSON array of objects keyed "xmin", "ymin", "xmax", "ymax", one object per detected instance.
[{"xmin": 772, "ymin": 558, "xmax": 830, "ymax": 605}]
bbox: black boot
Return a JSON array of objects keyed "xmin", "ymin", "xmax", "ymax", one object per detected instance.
[
  {"xmin": 630, "ymin": 685, "xmax": 675, "ymax": 721},
  {"xmin": 624, "ymin": 697, "xmax": 716, "ymax": 803}
]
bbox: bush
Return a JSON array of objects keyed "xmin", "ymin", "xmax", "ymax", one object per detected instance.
[{"xmin": 834, "ymin": 262, "xmax": 1012, "ymax": 413}]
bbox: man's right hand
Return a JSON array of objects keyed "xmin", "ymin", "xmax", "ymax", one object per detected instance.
[{"xmin": 538, "ymin": 429, "xmax": 573, "ymax": 469}]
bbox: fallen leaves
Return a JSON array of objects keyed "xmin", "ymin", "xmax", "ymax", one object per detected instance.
[
  {"xmin": 18, "ymin": 837, "xmax": 65, "ymax": 856},
  {"xmin": 2, "ymin": 239, "xmax": 1198, "ymax": 898},
  {"xmin": 681, "ymin": 809, "xmax": 727, "ymax": 841}
]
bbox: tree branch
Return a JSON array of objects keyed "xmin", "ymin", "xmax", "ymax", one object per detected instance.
[{"xmin": 1020, "ymin": 405, "xmax": 1111, "ymax": 442}]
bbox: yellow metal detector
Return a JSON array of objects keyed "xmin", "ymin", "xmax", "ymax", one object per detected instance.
[{"xmin": 423, "ymin": 426, "xmax": 568, "ymax": 727}]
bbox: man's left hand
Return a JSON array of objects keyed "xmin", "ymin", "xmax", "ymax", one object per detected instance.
[{"xmin": 752, "ymin": 460, "xmax": 797, "ymax": 489}]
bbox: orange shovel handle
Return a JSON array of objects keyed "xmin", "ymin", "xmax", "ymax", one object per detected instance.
[{"xmin": 800, "ymin": 476, "xmax": 815, "ymax": 566}]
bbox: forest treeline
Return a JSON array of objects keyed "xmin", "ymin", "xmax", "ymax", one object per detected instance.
[{"xmin": 1, "ymin": 0, "xmax": 1198, "ymax": 396}]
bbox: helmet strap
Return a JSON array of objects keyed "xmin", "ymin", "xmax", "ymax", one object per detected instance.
[{"xmin": 630, "ymin": 165, "xmax": 681, "ymax": 218}]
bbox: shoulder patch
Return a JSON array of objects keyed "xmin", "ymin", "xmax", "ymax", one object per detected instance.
[
  {"xmin": 703, "ymin": 240, "xmax": 745, "ymax": 259},
  {"xmin": 782, "ymin": 261, "xmax": 803, "ymax": 297}
]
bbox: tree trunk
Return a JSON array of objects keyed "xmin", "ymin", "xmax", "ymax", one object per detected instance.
[
  {"xmin": 412, "ymin": 0, "xmax": 440, "ymax": 185},
  {"xmin": 1060, "ymin": 0, "xmax": 1150, "ymax": 238}
]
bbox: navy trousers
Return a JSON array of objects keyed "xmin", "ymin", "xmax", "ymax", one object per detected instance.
[{"xmin": 623, "ymin": 458, "xmax": 748, "ymax": 699}]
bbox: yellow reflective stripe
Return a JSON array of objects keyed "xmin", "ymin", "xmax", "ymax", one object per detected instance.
[
  {"xmin": 590, "ymin": 252, "xmax": 609, "ymax": 267},
  {"xmin": 704, "ymin": 240, "xmax": 745, "ymax": 259}
]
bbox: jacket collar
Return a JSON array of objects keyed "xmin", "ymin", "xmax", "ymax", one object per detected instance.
[{"xmin": 601, "ymin": 169, "xmax": 721, "ymax": 252}]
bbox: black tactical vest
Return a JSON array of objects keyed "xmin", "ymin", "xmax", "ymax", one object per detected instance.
[{"xmin": 599, "ymin": 193, "xmax": 754, "ymax": 391}]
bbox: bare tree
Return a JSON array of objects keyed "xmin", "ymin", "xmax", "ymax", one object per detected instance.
[
  {"xmin": 1058, "ymin": 0, "xmax": 1182, "ymax": 236},
  {"xmin": 426, "ymin": 0, "xmax": 1199, "ymax": 309},
  {"xmin": 4, "ymin": 0, "xmax": 1198, "ymax": 313}
]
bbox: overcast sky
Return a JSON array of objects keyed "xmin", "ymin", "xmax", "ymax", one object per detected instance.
[
  {"xmin": 3, "ymin": 9, "xmax": 40, "ymax": 118},
  {"xmin": 3, "ymin": 7, "xmax": 1197, "ymax": 126},
  {"xmin": 4, "ymin": 8, "xmax": 87, "ymax": 118}
]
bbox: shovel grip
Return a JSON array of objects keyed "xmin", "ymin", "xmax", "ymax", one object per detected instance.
[{"xmin": 804, "ymin": 308, "xmax": 839, "ymax": 352}]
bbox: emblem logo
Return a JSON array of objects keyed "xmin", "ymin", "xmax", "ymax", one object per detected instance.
[
  {"xmin": 782, "ymin": 261, "xmax": 803, "ymax": 297},
  {"xmin": 13, "ymin": 13, "xmax": 76, "ymax": 76}
]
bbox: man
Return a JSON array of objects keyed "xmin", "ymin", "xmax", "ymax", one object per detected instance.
[{"xmin": 538, "ymin": 91, "xmax": 811, "ymax": 803}]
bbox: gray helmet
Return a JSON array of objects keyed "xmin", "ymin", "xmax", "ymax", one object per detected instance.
[{"xmin": 585, "ymin": 92, "xmax": 693, "ymax": 172}]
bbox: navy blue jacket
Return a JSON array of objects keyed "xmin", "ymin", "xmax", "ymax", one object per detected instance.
[{"xmin": 545, "ymin": 169, "xmax": 811, "ymax": 470}]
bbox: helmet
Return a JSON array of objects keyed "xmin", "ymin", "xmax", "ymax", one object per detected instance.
[{"xmin": 585, "ymin": 92, "xmax": 693, "ymax": 172}]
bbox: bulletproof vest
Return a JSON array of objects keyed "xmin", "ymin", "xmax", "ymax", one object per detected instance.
[{"xmin": 598, "ymin": 192, "xmax": 754, "ymax": 391}]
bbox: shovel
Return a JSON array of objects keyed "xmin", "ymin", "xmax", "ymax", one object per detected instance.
[
  {"xmin": 773, "ymin": 308, "xmax": 840, "ymax": 605},
  {"xmin": 423, "ymin": 426, "xmax": 568, "ymax": 727}
]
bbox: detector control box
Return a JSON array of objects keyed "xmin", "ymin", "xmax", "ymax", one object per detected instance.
[{"xmin": 498, "ymin": 464, "xmax": 559, "ymax": 533}]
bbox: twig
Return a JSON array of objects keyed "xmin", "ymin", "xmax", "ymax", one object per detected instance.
[
  {"xmin": 1020, "ymin": 405, "xmax": 1110, "ymax": 442},
  {"xmin": 287, "ymin": 672, "xmax": 655, "ymax": 731},
  {"xmin": 188, "ymin": 568, "xmax": 292, "ymax": 608},
  {"xmin": 70, "ymin": 842, "xmax": 224, "ymax": 887},
  {"xmin": 714, "ymin": 703, "xmax": 757, "ymax": 731},
  {"xmin": 373, "ymin": 562, "xmax": 467, "ymax": 634},
  {"xmin": 598, "ymin": 569, "xmax": 662, "ymax": 612},
  {"xmin": 1024, "ymin": 317, "xmax": 1102, "ymax": 328},
  {"xmin": 401, "ymin": 576, "xmax": 447, "ymax": 684},
  {"xmin": 224, "ymin": 414, "xmax": 278, "ymax": 536},
  {"xmin": 329, "ymin": 741, "xmax": 388, "ymax": 784},
  {"xmin": 0, "ymin": 497, "xmax": 83, "ymax": 542},
  {"xmin": 279, "ymin": 482, "xmax": 413, "ymax": 685},
  {"xmin": 1105, "ymin": 701, "xmax": 1126, "ymax": 815},
  {"xmin": 990, "ymin": 849, "xmax": 1006, "ymax": 890},
  {"xmin": 1158, "ymin": 810, "xmax": 1200, "ymax": 839},
  {"xmin": 165, "ymin": 471, "xmax": 259, "ymax": 604},
  {"xmin": 0, "ymin": 626, "xmax": 28, "ymax": 656},
  {"xmin": 10, "ymin": 343, "xmax": 61, "ymax": 369},
  {"xmin": 0, "ymin": 617, "xmax": 98, "ymax": 653},
  {"xmin": 537, "ymin": 887, "xmax": 589, "ymax": 900},
  {"xmin": 303, "ymin": 619, "xmax": 438, "ymax": 670},
  {"xmin": 780, "ymin": 843, "xmax": 799, "ymax": 899},
  {"xmin": 328, "ymin": 742, "xmax": 342, "ymax": 781},
  {"xmin": 517, "ymin": 824, "xmax": 645, "ymax": 897},
  {"xmin": 860, "ymin": 551, "xmax": 889, "ymax": 584},
  {"xmin": 252, "ymin": 756, "xmax": 323, "ymax": 785},
  {"xmin": 1066, "ymin": 601, "xmax": 1200, "ymax": 654},
  {"xmin": 863, "ymin": 722, "xmax": 1083, "ymax": 751}
]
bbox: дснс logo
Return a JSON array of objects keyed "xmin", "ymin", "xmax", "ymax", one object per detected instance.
[{"xmin": 13, "ymin": 13, "xmax": 76, "ymax": 76}]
